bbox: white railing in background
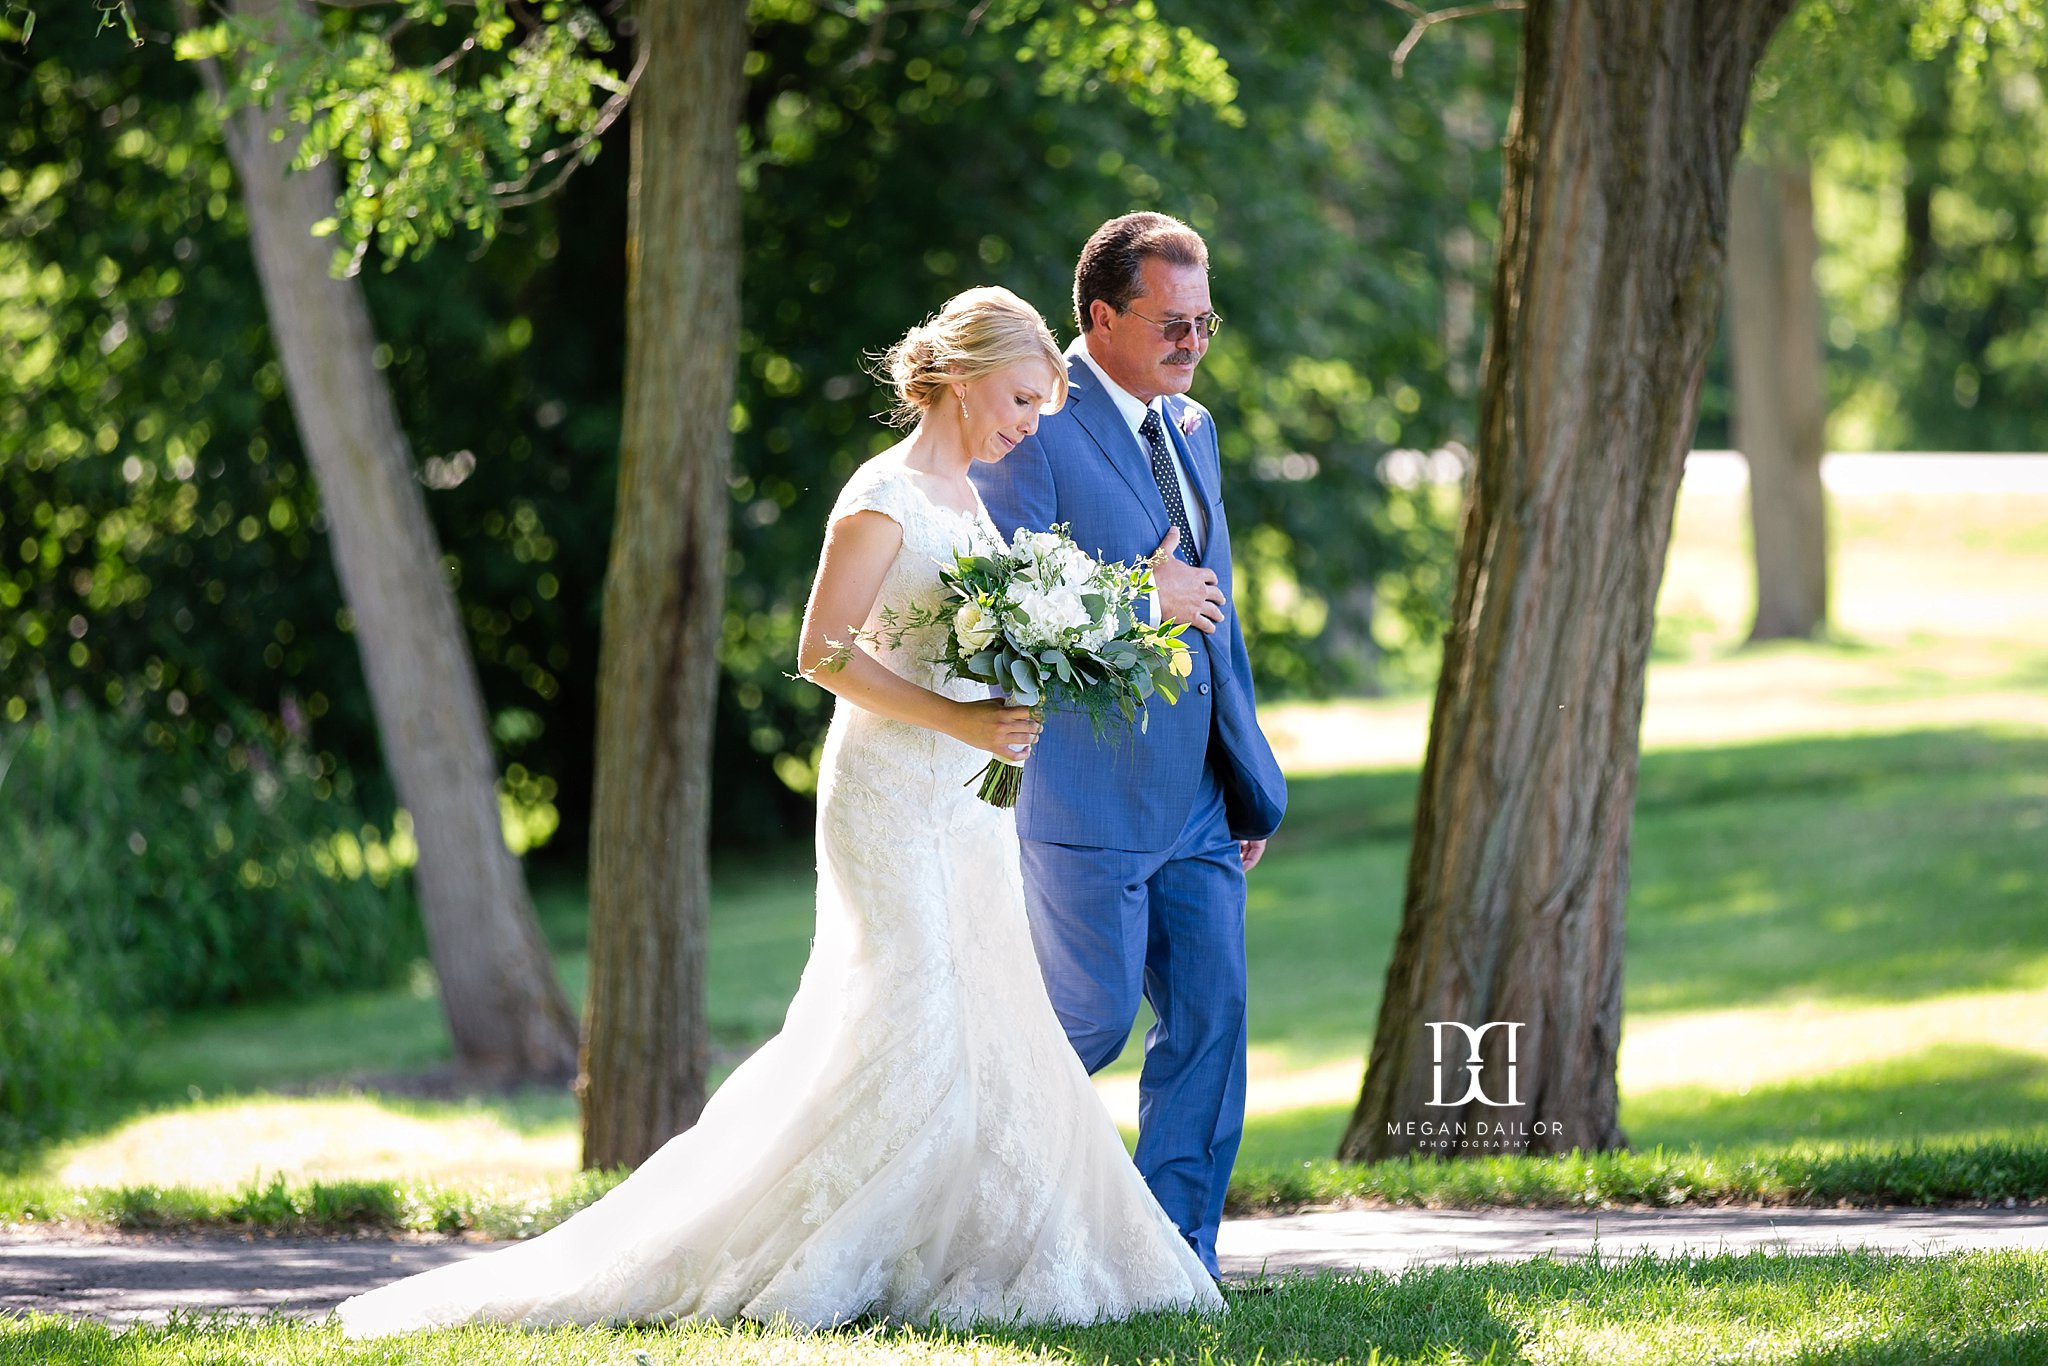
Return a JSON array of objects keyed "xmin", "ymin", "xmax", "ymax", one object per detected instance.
[
  {"xmin": 1684, "ymin": 451, "xmax": 2048, "ymax": 495},
  {"xmin": 1377, "ymin": 445, "xmax": 2048, "ymax": 494}
]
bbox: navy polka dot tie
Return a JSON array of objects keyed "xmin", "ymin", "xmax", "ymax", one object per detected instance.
[{"xmin": 1140, "ymin": 407, "xmax": 1201, "ymax": 567}]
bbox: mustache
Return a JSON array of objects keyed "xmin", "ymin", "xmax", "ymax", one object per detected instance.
[{"xmin": 1164, "ymin": 350, "xmax": 1198, "ymax": 365}]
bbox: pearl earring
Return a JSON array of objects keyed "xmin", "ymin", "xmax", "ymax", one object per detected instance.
[{"xmin": 957, "ymin": 392, "xmax": 969, "ymax": 422}]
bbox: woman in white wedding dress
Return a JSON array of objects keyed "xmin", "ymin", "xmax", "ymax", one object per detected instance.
[{"xmin": 335, "ymin": 286, "xmax": 1223, "ymax": 1338}]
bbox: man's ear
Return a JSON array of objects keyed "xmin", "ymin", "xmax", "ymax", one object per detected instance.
[{"xmin": 1086, "ymin": 298, "xmax": 1116, "ymax": 334}]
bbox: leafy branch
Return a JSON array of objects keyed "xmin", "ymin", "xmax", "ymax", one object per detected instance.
[
  {"xmin": 99, "ymin": 0, "xmax": 1237, "ymax": 274},
  {"xmin": 1383, "ymin": 0, "xmax": 1523, "ymax": 79},
  {"xmin": 175, "ymin": 0, "xmax": 631, "ymax": 275}
]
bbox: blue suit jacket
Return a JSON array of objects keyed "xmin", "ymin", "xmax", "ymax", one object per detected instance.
[{"xmin": 971, "ymin": 354, "xmax": 1287, "ymax": 852}]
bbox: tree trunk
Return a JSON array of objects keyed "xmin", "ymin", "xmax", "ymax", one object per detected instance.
[
  {"xmin": 1729, "ymin": 158, "xmax": 1828, "ymax": 642},
  {"xmin": 578, "ymin": 0, "xmax": 745, "ymax": 1170},
  {"xmin": 205, "ymin": 0, "xmax": 580, "ymax": 1084},
  {"xmin": 1339, "ymin": 0, "xmax": 1794, "ymax": 1163}
]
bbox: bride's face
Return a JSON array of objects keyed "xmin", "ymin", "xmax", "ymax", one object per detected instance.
[{"xmin": 952, "ymin": 361, "xmax": 1061, "ymax": 464}]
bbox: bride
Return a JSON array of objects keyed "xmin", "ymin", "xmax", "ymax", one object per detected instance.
[{"xmin": 335, "ymin": 286, "xmax": 1225, "ymax": 1337}]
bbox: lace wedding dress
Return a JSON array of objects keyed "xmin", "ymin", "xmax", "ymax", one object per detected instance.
[{"xmin": 335, "ymin": 458, "xmax": 1223, "ymax": 1338}]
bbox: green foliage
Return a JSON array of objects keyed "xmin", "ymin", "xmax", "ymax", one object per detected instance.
[
  {"xmin": 1743, "ymin": 0, "xmax": 2047, "ymax": 148},
  {"xmin": 1739, "ymin": 0, "xmax": 2048, "ymax": 452},
  {"xmin": 0, "ymin": 682, "xmax": 423, "ymax": 1015},
  {"xmin": 1913, "ymin": 0, "xmax": 2048, "ymax": 74},
  {"xmin": 1748, "ymin": 0, "xmax": 1922, "ymax": 151},
  {"xmin": 1000, "ymin": 0, "xmax": 1242, "ymax": 124},
  {"xmin": 2, "ymin": 23, "xmax": 611, "ymax": 843},
  {"xmin": 0, "ymin": 883, "xmax": 117, "ymax": 1156},
  {"xmin": 165, "ymin": 0, "xmax": 1240, "ymax": 277},
  {"xmin": 6, "ymin": 0, "xmax": 1503, "ymax": 852},
  {"xmin": 722, "ymin": 0, "xmax": 1507, "ymax": 802},
  {"xmin": 0, "ymin": 665, "xmax": 419, "ymax": 1151},
  {"xmin": 1809, "ymin": 40, "xmax": 2048, "ymax": 450},
  {"xmin": 174, "ymin": 0, "xmax": 628, "ymax": 275}
]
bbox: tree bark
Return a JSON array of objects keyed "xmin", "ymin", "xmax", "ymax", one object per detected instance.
[
  {"xmin": 578, "ymin": 0, "xmax": 745, "ymax": 1170},
  {"xmin": 205, "ymin": 0, "xmax": 580, "ymax": 1082},
  {"xmin": 1339, "ymin": 0, "xmax": 1795, "ymax": 1163},
  {"xmin": 1729, "ymin": 158, "xmax": 1828, "ymax": 642}
]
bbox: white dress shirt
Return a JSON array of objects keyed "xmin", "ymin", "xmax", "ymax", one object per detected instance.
[{"xmin": 1069, "ymin": 338, "xmax": 1209, "ymax": 557}]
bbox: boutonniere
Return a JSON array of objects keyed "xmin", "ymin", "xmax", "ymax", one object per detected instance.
[{"xmin": 1176, "ymin": 406, "xmax": 1204, "ymax": 438}]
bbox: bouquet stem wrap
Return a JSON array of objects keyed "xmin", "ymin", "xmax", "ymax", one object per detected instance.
[
  {"xmin": 971, "ymin": 701, "xmax": 1042, "ymax": 808},
  {"xmin": 975, "ymin": 754, "xmax": 1025, "ymax": 808}
]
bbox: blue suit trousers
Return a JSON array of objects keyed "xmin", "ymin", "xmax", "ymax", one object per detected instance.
[{"xmin": 1015, "ymin": 761, "xmax": 1248, "ymax": 1278}]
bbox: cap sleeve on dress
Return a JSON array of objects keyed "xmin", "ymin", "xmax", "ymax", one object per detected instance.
[{"xmin": 828, "ymin": 460, "xmax": 915, "ymax": 530}]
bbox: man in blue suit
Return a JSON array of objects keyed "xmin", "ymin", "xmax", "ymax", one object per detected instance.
[{"xmin": 972, "ymin": 213, "xmax": 1288, "ymax": 1279}]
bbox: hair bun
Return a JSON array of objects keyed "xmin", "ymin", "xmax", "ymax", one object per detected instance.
[{"xmin": 867, "ymin": 286, "xmax": 1068, "ymax": 429}]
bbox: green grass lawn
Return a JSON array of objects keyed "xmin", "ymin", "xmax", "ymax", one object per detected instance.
[
  {"xmin": 7, "ymin": 1252, "xmax": 2047, "ymax": 1365},
  {"xmin": 7, "ymin": 485, "xmax": 2048, "ymax": 1227},
  {"xmin": 1219, "ymin": 725, "xmax": 2048, "ymax": 1173},
  {"xmin": 4, "ymin": 486, "xmax": 2047, "ymax": 1364},
  {"xmin": 13, "ymin": 712, "xmax": 2044, "ymax": 1228}
]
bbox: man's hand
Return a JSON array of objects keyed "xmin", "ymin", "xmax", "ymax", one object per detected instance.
[
  {"xmin": 1239, "ymin": 838, "xmax": 1268, "ymax": 871},
  {"xmin": 1151, "ymin": 527, "xmax": 1225, "ymax": 634}
]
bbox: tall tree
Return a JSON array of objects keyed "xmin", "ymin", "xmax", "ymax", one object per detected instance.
[
  {"xmin": 149, "ymin": 0, "xmax": 1248, "ymax": 1166},
  {"xmin": 1340, "ymin": 0, "xmax": 1795, "ymax": 1161},
  {"xmin": 1721, "ymin": 0, "xmax": 2044, "ymax": 641},
  {"xmin": 576, "ymin": 0, "xmax": 1247, "ymax": 1168},
  {"xmin": 1722, "ymin": 0, "xmax": 1935, "ymax": 645},
  {"xmin": 1728, "ymin": 156, "xmax": 1827, "ymax": 642},
  {"xmin": 193, "ymin": 0, "xmax": 579, "ymax": 1082},
  {"xmin": 577, "ymin": 0, "xmax": 745, "ymax": 1169}
]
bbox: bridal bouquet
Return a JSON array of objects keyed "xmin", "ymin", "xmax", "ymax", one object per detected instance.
[{"xmin": 849, "ymin": 525, "xmax": 1191, "ymax": 806}]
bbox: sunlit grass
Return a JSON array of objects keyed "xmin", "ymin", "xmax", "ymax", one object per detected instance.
[
  {"xmin": 48, "ymin": 1095, "xmax": 577, "ymax": 1191},
  {"xmin": 29, "ymin": 725, "xmax": 2046, "ymax": 1216},
  {"xmin": 6, "ymin": 1251, "xmax": 2046, "ymax": 1365},
  {"xmin": 10, "ymin": 483, "xmax": 2047, "ymax": 1221},
  {"xmin": 1275, "ymin": 482, "xmax": 2048, "ymax": 776}
]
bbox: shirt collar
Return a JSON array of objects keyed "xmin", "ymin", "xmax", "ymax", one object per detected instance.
[{"xmin": 1068, "ymin": 335, "xmax": 1163, "ymax": 438}]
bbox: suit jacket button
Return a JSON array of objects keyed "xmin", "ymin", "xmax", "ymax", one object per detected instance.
[{"xmin": 1198, "ymin": 682, "xmax": 1211, "ymax": 696}]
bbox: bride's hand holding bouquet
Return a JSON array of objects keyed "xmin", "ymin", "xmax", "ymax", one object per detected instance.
[{"xmin": 836, "ymin": 524, "xmax": 1192, "ymax": 806}]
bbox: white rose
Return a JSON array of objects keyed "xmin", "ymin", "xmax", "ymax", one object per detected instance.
[
  {"xmin": 953, "ymin": 600, "xmax": 999, "ymax": 653},
  {"xmin": 1012, "ymin": 528, "xmax": 1064, "ymax": 559},
  {"xmin": 1057, "ymin": 544, "xmax": 1098, "ymax": 589}
]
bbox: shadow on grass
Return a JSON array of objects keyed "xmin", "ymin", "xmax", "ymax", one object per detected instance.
[
  {"xmin": 1242, "ymin": 727, "xmax": 2048, "ymax": 1059},
  {"xmin": 1235, "ymin": 1043, "xmax": 2048, "ymax": 1171},
  {"xmin": 2, "ymin": 1251, "xmax": 2043, "ymax": 1364},
  {"xmin": 1626, "ymin": 1043, "xmax": 2048, "ymax": 1151},
  {"xmin": 974, "ymin": 1268, "xmax": 1525, "ymax": 1365},
  {"xmin": 6, "ymin": 859, "xmax": 811, "ymax": 1178},
  {"xmin": 962, "ymin": 1251, "xmax": 2048, "ymax": 1365},
  {"xmin": 16, "ymin": 728, "xmax": 2045, "ymax": 1191},
  {"xmin": 1625, "ymin": 731, "xmax": 2048, "ymax": 1012}
]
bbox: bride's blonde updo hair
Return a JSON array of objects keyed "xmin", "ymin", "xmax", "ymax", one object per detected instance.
[{"xmin": 874, "ymin": 285, "xmax": 1068, "ymax": 429}]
